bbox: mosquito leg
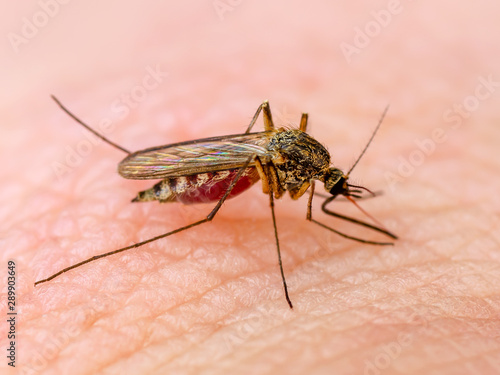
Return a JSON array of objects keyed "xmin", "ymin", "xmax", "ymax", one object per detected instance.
[
  {"xmin": 261, "ymin": 102, "xmax": 275, "ymax": 132},
  {"xmin": 244, "ymin": 101, "xmax": 266, "ymax": 133},
  {"xmin": 306, "ymin": 181, "xmax": 315, "ymax": 220},
  {"xmin": 254, "ymin": 157, "xmax": 270, "ymax": 194},
  {"xmin": 51, "ymin": 96, "xmax": 131, "ymax": 155},
  {"xmin": 245, "ymin": 101, "xmax": 276, "ymax": 133},
  {"xmin": 254, "ymin": 156, "xmax": 292, "ymax": 307},
  {"xmin": 244, "ymin": 157, "xmax": 292, "ymax": 308},
  {"xmin": 299, "ymin": 113, "xmax": 309, "ymax": 132},
  {"xmin": 267, "ymin": 163, "xmax": 286, "ymax": 199},
  {"xmin": 310, "ymin": 219, "xmax": 395, "ymax": 245},
  {"xmin": 288, "ymin": 181, "xmax": 310, "ymax": 200},
  {"xmin": 34, "ymin": 218, "xmax": 209, "ymax": 285},
  {"xmin": 321, "ymin": 197, "xmax": 398, "ymax": 240},
  {"xmin": 206, "ymin": 156, "xmax": 253, "ymax": 220},
  {"xmin": 305, "ymin": 195, "xmax": 396, "ymax": 245},
  {"xmin": 266, "ymin": 173, "xmax": 293, "ymax": 309},
  {"xmin": 35, "ymin": 157, "xmax": 254, "ymax": 286}
]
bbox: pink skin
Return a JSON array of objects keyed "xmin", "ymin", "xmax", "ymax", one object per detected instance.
[{"xmin": 2, "ymin": 2, "xmax": 500, "ymax": 374}]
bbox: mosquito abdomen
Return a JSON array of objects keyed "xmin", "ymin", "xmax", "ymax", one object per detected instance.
[{"xmin": 132, "ymin": 168, "xmax": 260, "ymax": 204}]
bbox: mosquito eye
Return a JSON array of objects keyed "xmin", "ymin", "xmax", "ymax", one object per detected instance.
[{"xmin": 329, "ymin": 177, "xmax": 346, "ymax": 196}]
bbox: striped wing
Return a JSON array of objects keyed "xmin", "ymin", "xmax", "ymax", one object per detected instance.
[{"xmin": 118, "ymin": 131, "xmax": 272, "ymax": 179}]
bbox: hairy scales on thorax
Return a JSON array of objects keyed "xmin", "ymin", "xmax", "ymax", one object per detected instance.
[{"xmin": 267, "ymin": 129, "xmax": 331, "ymax": 191}]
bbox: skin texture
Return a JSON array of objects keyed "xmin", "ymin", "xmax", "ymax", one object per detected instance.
[{"xmin": 2, "ymin": 1, "xmax": 500, "ymax": 374}]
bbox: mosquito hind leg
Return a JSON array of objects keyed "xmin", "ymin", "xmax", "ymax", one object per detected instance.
[
  {"xmin": 245, "ymin": 101, "xmax": 276, "ymax": 133},
  {"xmin": 34, "ymin": 157, "xmax": 255, "ymax": 286},
  {"xmin": 51, "ymin": 96, "xmax": 131, "ymax": 155}
]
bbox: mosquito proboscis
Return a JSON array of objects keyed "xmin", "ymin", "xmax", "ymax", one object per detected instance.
[{"xmin": 35, "ymin": 96, "xmax": 397, "ymax": 309}]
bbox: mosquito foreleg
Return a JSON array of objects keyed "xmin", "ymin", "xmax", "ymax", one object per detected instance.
[
  {"xmin": 310, "ymin": 219, "xmax": 395, "ymax": 245},
  {"xmin": 321, "ymin": 197, "xmax": 397, "ymax": 240}
]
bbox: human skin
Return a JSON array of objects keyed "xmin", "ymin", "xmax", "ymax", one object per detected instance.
[{"xmin": 2, "ymin": 1, "xmax": 500, "ymax": 374}]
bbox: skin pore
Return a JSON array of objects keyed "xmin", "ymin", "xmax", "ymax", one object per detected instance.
[{"xmin": 3, "ymin": 1, "xmax": 500, "ymax": 374}]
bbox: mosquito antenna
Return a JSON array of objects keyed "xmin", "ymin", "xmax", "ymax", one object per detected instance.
[
  {"xmin": 51, "ymin": 95, "xmax": 131, "ymax": 154},
  {"xmin": 347, "ymin": 105, "xmax": 389, "ymax": 175}
]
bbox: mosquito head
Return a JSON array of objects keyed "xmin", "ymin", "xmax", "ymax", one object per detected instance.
[
  {"xmin": 323, "ymin": 168, "xmax": 349, "ymax": 196},
  {"xmin": 323, "ymin": 168, "xmax": 376, "ymax": 199}
]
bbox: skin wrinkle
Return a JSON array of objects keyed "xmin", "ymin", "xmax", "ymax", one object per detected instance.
[
  {"xmin": 419, "ymin": 348, "xmax": 500, "ymax": 373},
  {"xmin": 142, "ymin": 333, "xmax": 192, "ymax": 367},
  {"xmin": 194, "ymin": 250, "xmax": 281, "ymax": 300},
  {"xmin": 184, "ymin": 328, "xmax": 264, "ymax": 368},
  {"xmin": 216, "ymin": 308, "xmax": 424, "ymax": 370},
  {"xmin": 316, "ymin": 277, "xmax": 480, "ymax": 323},
  {"xmin": 133, "ymin": 264, "xmax": 275, "ymax": 336},
  {"xmin": 7, "ymin": 1, "xmax": 500, "ymax": 373},
  {"xmin": 245, "ymin": 321, "xmax": 377, "ymax": 372},
  {"xmin": 202, "ymin": 321, "xmax": 292, "ymax": 368},
  {"xmin": 148, "ymin": 329, "xmax": 220, "ymax": 372}
]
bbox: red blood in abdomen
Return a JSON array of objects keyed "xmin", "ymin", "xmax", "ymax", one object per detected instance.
[{"xmin": 175, "ymin": 168, "xmax": 260, "ymax": 205}]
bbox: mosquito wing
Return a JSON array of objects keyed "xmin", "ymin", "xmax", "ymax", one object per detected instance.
[{"xmin": 118, "ymin": 131, "xmax": 273, "ymax": 179}]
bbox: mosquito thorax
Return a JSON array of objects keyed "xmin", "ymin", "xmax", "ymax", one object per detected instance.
[
  {"xmin": 267, "ymin": 129, "xmax": 331, "ymax": 190},
  {"xmin": 324, "ymin": 167, "xmax": 348, "ymax": 196}
]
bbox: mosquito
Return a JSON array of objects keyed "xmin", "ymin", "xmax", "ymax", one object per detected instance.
[{"xmin": 35, "ymin": 96, "xmax": 397, "ymax": 309}]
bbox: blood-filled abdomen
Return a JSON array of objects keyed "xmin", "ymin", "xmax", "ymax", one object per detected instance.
[{"xmin": 132, "ymin": 167, "xmax": 260, "ymax": 204}]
